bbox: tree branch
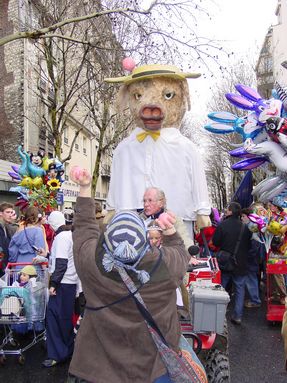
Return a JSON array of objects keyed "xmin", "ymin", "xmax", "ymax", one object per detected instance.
[{"xmin": 0, "ymin": 7, "xmax": 151, "ymax": 47}]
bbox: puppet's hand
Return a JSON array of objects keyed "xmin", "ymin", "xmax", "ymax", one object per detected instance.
[
  {"xmin": 70, "ymin": 166, "xmax": 92, "ymax": 187},
  {"xmin": 196, "ymin": 214, "xmax": 211, "ymax": 230},
  {"xmin": 156, "ymin": 211, "xmax": 176, "ymax": 235}
]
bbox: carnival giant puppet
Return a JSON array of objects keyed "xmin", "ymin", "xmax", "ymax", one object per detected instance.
[{"xmin": 104, "ymin": 62, "xmax": 211, "ymax": 236}]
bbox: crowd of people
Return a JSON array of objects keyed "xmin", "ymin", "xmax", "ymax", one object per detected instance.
[{"xmin": 0, "ymin": 175, "xmax": 286, "ymax": 381}]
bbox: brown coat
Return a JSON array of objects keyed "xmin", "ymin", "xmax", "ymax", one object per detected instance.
[{"xmin": 69, "ymin": 197, "xmax": 190, "ymax": 383}]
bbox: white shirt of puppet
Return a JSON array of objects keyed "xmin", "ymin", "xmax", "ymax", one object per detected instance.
[{"xmin": 107, "ymin": 127, "xmax": 210, "ymax": 221}]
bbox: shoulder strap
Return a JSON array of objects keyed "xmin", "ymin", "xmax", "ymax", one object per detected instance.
[
  {"xmin": 24, "ymin": 228, "xmax": 37, "ymax": 254},
  {"xmin": 132, "ymin": 293, "xmax": 168, "ymax": 346},
  {"xmin": 233, "ymin": 222, "xmax": 245, "ymax": 257},
  {"xmin": 85, "ymin": 248, "xmax": 164, "ymax": 312}
]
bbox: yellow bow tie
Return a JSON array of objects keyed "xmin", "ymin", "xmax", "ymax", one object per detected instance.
[{"xmin": 136, "ymin": 130, "xmax": 161, "ymax": 143}]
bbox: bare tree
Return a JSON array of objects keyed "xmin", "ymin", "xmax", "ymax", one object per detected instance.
[
  {"xmin": 2, "ymin": 0, "xmax": 233, "ymax": 198},
  {"xmin": 1, "ymin": 1, "xmax": 230, "ymax": 70}
]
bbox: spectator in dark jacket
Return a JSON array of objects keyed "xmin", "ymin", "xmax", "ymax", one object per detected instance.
[
  {"xmin": 0, "ymin": 202, "xmax": 17, "ymax": 276},
  {"xmin": 212, "ymin": 202, "xmax": 252, "ymax": 325}
]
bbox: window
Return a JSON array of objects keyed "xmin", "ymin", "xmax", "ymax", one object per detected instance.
[
  {"xmin": 38, "ymin": 78, "xmax": 47, "ymax": 93},
  {"xmin": 75, "ymin": 136, "xmax": 79, "ymax": 151},
  {"xmin": 83, "ymin": 137, "xmax": 87, "ymax": 155},
  {"xmin": 63, "ymin": 126, "xmax": 69, "ymax": 144},
  {"xmin": 65, "ymin": 163, "xmax": 69, "ymax": 181}
]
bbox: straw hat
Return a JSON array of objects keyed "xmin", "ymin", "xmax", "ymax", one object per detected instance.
[{"xmin": 104, "ymin": 64, "xmax": 201, "ymax": 85}]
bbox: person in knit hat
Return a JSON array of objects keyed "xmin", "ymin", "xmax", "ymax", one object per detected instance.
[
  {"xmin": 42, "ymin": 211, "xmax": 80, "ymax": 368},
  {"xmin": 12, "ymin": 265, "xmax": 37, "ymax": 287},
  {"xmin": 67, "ymin": 166, "xmax": 191, "ymax": 383}
]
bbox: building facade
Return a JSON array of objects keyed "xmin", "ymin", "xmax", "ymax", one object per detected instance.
[
  {"xmin": 256, "ymin": 0, "xmax": 287, "ymax": 95},
  {"xmin": 0, "ymin": 0, "xmax": 114, "ymax": 209}
]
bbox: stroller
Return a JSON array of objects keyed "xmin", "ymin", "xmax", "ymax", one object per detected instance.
[{"xmin": 0, "ymin": 262, "xmax": 48, "ymax": 365}]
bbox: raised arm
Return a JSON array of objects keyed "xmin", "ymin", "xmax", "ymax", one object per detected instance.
[{"xmin": 70, "ymin": 167, "xmax": 100, "ymax": 262}]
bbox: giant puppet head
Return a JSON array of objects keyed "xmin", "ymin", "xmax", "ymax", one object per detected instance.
[{"xmin": 105, "ymin": 63, "xmax": 201, "ymax": 131}]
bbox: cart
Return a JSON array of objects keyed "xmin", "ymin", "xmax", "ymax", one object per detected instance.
[
  {"xmin": 266, "ymin": 256, "xmax": 287, "ymax": 323},
  {"xmin": 0, "ymin": 262, "xmax": 48, "ymax": 365},
  {"xmin": 181, "ymin": 257, "xmax": 231, "ymax": 383}
]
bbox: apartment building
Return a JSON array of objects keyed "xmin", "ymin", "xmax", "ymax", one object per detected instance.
[
  {"xmin": 256, "ymin": 0, "xmax": 287, "ymax": 95},
  {"xmin": 0, "ymin": 0, "xmax": 115, "ymax": 209}
]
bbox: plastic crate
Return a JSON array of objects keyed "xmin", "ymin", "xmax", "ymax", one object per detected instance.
[{"xmin": 189, "ymin": 281, "xmax": 230, "ymax": 333}]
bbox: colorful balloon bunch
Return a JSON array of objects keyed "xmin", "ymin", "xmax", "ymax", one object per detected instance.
[
  {"xmin": 204, "ymin": 82, "xmax": 287, "ymax": 206},
  {"xmin": 247, "ymin": 204, "xmax": 287, "ymax": 254},
  {"xmin": 9, "ymin": 146, "xmax": 65, "ymax": 213}
]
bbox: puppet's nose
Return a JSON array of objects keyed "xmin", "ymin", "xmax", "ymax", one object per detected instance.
[{"xmin": 140, "ymin": 105, "xmax": 164, "ymax": 121}]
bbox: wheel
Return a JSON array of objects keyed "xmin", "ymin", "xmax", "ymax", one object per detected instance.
[
  {"xmin": 18, "ymin": 354, "xmax": 25, "ymax": 365},
  {"xmin": 0, "ymin": 355, "xmax": 7, "ymax": 365},
  {"xmin": 213, "ymin": 320, "xmax": 229, "ymax": 354},
  {"xmin": 205, "ymin": 349, "xmax": 230, "ymax": 383},
  {"xmin": 9, "ymin": 338, "xmax": 20, "ymax": 347}
]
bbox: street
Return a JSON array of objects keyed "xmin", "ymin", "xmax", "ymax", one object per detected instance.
[{"xmin": 0, "ymin": 298, "xmax": 286, "ymax": 383}]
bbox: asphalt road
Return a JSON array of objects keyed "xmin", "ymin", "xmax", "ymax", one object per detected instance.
[{"xmin": 0, "ymin": 296, "xmax": 286, "ymax": 383}]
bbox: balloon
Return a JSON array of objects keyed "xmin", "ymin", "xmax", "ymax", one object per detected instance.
[
  {"xmin": 8, "ymin": 171, "xmax": 21, "ymax": 180},
  {"xmin": 11, "ymin": 165, "xmax": 19, "ymax": 173},
  {"xmin": 122, "ymin": 57, "xmax": 136, "ymax": 72},
  {"xmin": 260, "ymin": 182, "xmax": 287, "ymax": 202},
  {"xmin": 252, "ymin": 176, "xmax": 283, "ymax": 196},
  {"xmin": 19, "ymin": 177, "xmax": 33, "ymax": 188},
  {"xmin": 272, "ymin": 195, "xmax": 287, "ymax": 209},
  {"xmin": 25, "ymin": 152, "xmax": 46, "ymax": 178},
  {"xmin": 231, "ymin": 156, "xmax": 268, "ymax": 171},
  {"xmin": 244, "ymin": 138, "xmax": 287, "ymax": 173},
  {"xmin": 258, "ymin": 99, "xmax": 282, "ymax": 123},
  {"xmin": 229, "ymin": 147, "xmax": 259, "ymax": 158},
  {"xmin": 17, "ymin": 145, "xmax": 29, "ymax": 177},
  {"xmin": 225, "ymin": 93, "xmax": 254, "ymax": 110},
  {"xmin": 267, "ymin": 220, "xmax": 283, "ymax": 236},
  {"xmin": 204, "ymin": 123, "xmax": 234, "ymax": 134},
  {"xmin": 248, "ymin": 214, "xmax": 266, "ymax": 232},
  {"xmin": 235, "ymin": 84, "xmax": 262, "ymax": 102},
  {"xmin": 207, "ymin": 111, "xmax": 238, "ymax": 123},
  {"xmin": 206, "ymin": 111, "xmax": 262, "ymax": 142}
]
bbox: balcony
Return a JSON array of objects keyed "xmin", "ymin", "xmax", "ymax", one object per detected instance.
[{"xmin": 101, "ymin": 165, "xmax": 110, "ymax": 178}]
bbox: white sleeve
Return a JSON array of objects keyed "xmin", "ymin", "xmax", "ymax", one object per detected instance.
[
  {"xmin": 53, "ymin": 234, "xmax": 70, "ymax": 260},
  {"xmin": 190, "ymin": 147, "xmax": 211, "ymax": 216}
]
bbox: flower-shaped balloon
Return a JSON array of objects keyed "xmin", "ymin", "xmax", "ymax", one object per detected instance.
[{"xmin": 47, "ymin": 178, "xmax": 61, "ymax": 191}]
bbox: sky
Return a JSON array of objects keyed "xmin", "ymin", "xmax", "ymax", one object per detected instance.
[
  {"xmin": 189, "ymin": 0, "xmax": 278, "ymax": 117},
  {"xmin": 201, "ymin": 0, "xmax": 277, "ymax": 55}
]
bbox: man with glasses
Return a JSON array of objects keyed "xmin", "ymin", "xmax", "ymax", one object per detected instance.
[{"xmin": 141, "ymin": 187, "xmax": 194, "ymax": 252}]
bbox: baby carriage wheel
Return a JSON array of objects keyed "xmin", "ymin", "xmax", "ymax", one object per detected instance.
[
  {"xmin": 9, "ymin": 338, "xmax": 20, "ymax": 347},
  {"xmin": 0, "ymin": 355, "xmax": 7, "ymax": 365},
  {"xmin": 18, "ymin": 354, "xmax": 25, "ymax": 365}
]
